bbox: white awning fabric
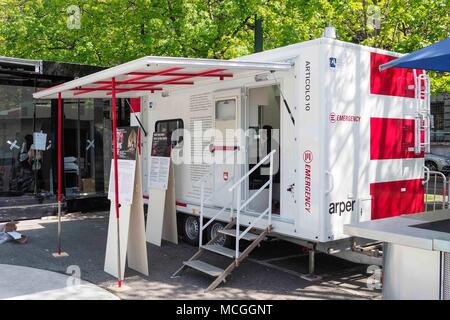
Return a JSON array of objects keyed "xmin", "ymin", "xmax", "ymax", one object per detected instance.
[{"xmin": 33, "ymin": 56, "xmax": 293, "ymax": 99}]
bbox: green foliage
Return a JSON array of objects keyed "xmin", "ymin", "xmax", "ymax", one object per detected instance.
[{"xmin": 0, "ymin": 0, "xmax": 448, "ymax": 92}]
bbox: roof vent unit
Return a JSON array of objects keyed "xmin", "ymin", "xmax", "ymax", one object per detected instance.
[{"xmin": 323, "ymin": 22, "xmax": 337, "ymax": 39}]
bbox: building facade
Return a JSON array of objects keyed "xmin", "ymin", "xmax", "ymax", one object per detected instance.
[
  {"xmin": 431, "ymin": 93, "xmax": 450, "ymax": 156},
  {"xmin": 0, "ymin": 57, "xmax": 129, "ymax": 221}
]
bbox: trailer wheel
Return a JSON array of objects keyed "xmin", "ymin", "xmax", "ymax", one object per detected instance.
[
  {"xmin": 206, "ymin": 221, "xmax": 232, "ymax": 247},
  {"xmin": 181, "ymin": 215, "xmax": 200, "ymax": 246}
]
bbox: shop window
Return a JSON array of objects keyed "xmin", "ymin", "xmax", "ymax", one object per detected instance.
[
  {"xmin": 0, "ymin": 85, "xmax": 53, "ymax": 196},
  {"xmin": 215, "ymin": 99, "xmax": 236, "ymax": 144},
  {"xmin": 63, "ymin": 99, "xmax": 111, "ymax": 198},
  {"xmin": 431, "ymin": 102, "xmax": 444, "ymax": 130},
  {"xmin": 430, "ymin": 101, "xmax": 447, "ymax": 143}
]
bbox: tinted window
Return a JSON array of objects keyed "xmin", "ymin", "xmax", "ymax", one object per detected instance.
[{"xmin": 155, "ymin": 119, "xmax": 184, "ymax": 146}]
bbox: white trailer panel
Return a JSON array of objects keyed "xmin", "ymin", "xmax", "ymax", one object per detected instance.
[{"xmin": 142, "ymin": 38, "xmax": 427, "ymax": 244}]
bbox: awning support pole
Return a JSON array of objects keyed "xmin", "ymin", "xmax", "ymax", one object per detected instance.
[
  {"xmin": 57, "ymin": 92, "xmax": 62, "ymax": 255},
  {"xmin": 111, "ymin": 77, "xmax": 123, "ymax": 288}
]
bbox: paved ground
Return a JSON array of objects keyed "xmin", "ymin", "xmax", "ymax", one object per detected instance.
[
  {"xmin": 0, "ymin": 264, "xmax": 118, "ymax": 300},
  {"xmin": 0, "ymin": 212, "xmax": 381, "ymax": 300}
]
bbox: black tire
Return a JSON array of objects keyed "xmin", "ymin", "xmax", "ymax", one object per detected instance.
[
  {"xmin": 425, "ymin": 161, "xmax": 438, "ymax": 172},
  {"xmin": 206, "ymin": 221, "xmax": 233, "ymax": 248},
  {"xmin": 180, "ymin": 215, "xmax": 200, "ymax": 246}
]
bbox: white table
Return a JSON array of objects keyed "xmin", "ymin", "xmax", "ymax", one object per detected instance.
[{"xmin": 344, "ymin": 210, "xmax": 450, "ymax": 300}]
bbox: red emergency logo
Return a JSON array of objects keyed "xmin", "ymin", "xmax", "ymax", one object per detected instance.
[
  {"xmin": 303, "ymin": 150, "xmax": 313, "ymax": 163},
  {"xmin": 329, "ymin": 112, "xmax": 336, "ymax": 123},
  {"xmin": 329, "ymin": 112, "xmax": 361, "ymax": 123},
  {"xmin": 303, "ymin": 150, "xmax": 313, "ymax": 214}
]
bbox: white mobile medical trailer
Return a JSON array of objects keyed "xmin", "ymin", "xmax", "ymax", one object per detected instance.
[
  {"xmin": 33, "ymin": 36, "xmax": 430, "ymax": 291},
  {"xmin": 141, "ymin": 37, "xmax": 430, "ymax": 289},
  {"xmin": 140, "ymin": 37, "xmax": 429, "ymax": 241}
]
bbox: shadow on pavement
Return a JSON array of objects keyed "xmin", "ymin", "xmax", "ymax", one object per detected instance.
[{"xmin": 0, "ymin": 213, "xmax": 381, "ymax": 300}]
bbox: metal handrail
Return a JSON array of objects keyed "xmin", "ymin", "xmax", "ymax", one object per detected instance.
[
  {"xmin": 203, "ymin": 178, "xmax": 235, "ymax": 204},
  {"xmin": 228, "ymin": 150, "xmax": 276, "ymax": 192},
  {"xmin": 423, "ymin": 166, "xmax": 430, "ymax": 185},
  {"xmin": 423, "ymin": 169, "xmax": 447, "ymax": 211},
  {"xmin": 195, "ymin": 167, "xmax": 214, "ymax": 187},
  {"xmin": 201, "ymin": 202, "xmax": 232, "ymax": 232},
  {"xmin": 198, "ymin": 146, "xmax": 276, "ymax": 261},
  {"xmin": 237, "ymin": 180, "xmax": 271, "ymax": 211},
  {"xmin": 238, "ymin": 207, "xmax": 270, "ymax": 241},
  {"xmin": 198, "ymin": 146, "xmax": 238, "ymax": 248},
  {"xmin": 447, "ymin": 178, "xmax": 450, "ymax": 209},
  {"xmin": 231, "ymin": 150, "xmax": 275, "ymax": 259}
]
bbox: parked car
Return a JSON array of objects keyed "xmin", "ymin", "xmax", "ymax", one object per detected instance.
[{"xmin": 424, "ymin": 153, "xmax": 450, "ymax": 173}]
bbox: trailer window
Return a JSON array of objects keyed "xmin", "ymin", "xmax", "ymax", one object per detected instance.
[
  {"xmin": 155, "ymin": 119, "xmax": 184, "ymax": 147},
  {"xmin": 215, "ymin": 99, "xmax": 237, "ymax": 144},
  {"xmin": 215, "ymin": 99, "xmax": 236, "ymax": 121}
]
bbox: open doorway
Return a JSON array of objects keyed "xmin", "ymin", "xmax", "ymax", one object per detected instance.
[{"xmin": 247, "ymin": 85, "xmax": 281, "ymax": 214}]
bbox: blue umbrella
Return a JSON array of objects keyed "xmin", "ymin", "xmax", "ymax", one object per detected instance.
[{"xmin": 380, "ymin": 37, "xmax": 450, "ymax": 72}]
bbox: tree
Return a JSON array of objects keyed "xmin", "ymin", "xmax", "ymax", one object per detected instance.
[{"xmin": 0, "ymin": 0, "xmax": 448, "ymax": 92}]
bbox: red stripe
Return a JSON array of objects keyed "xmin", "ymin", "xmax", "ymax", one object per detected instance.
[
  {"xmin": 370, "ymin": 179, "xmax": 424, "ymax": 219},
  {"xmin": 107, "ymin": 68, "xmax": 227, "ymax": 95},
  {"xmin": 129, "ymin": 98, "xmax": 141, "ymax": 113},
  {"xmin": 211, "ymin": 146, "xmax": 239, "ymax": 151},
  {"xmin": 370, "ymin": 117, "xmax": 424, "ymax": 160},
  {"xmin": 370, "ymin": 52, "xmax": 423, "ymax": 98},
  {"xmin": 73, "ymin": 67, "xmax": 182, "ymax": 96},
  {"xmin": 128, "ymin": 71, "xmax": 233, "ymax": 79}
]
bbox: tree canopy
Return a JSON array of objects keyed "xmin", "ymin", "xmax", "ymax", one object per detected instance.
[{"xmin": 0, "ymin": 0, "xmax": 448, "ymax": 91}]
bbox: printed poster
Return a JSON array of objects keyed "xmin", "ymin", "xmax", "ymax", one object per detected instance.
[
  {"xmin": 114, "ymin": 126, "xmax": 139, "ymax": 160},
  {"xmin": 33, "ymin": 132, "xmax": 47, "ymax": 151},
  {"xmin": 149, "ymin": 132, "xmax": 172, "ymax": 190},
  {"xmin": 108, "ymin": 127, "xmax": 138, "ymax": 205}
]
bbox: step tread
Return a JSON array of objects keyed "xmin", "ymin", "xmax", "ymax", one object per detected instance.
[
  {"xmin": 218, "ymin": 228, "xmax": 259, "ymax": 241},
  {"xmin": 183, "ymin": 260, "xmax": 224, "ymax": 277},
  {"xmin": 202, "ymin": 244, "xmax": 239, "ymax": 258}
]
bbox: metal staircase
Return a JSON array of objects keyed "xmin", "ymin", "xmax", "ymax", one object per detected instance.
[{"xmin": 172, "ymin": 150, "xmax": 276, "ymax": 291}]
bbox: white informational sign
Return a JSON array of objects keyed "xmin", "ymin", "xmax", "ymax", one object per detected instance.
[
  {"xmin": 108, "ymin": 159, "xmax": 137, "ymax": 205},
  {"xmin": 149, "ymin": 156, "xmax": 171, "ymax": 190},
  {"xmin": 33, "ymin": 132, "xmax": 47, "ymax": 151},
  {"xmin": 105, "ymin": 154, "xmax": 148, "ymax": 279},
  {"xmin": 146, "ymin": 160, "xmax": 178, "ymax": 246}
]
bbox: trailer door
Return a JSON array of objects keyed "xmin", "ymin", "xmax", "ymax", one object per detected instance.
[{"xmin": 212, "ymin": 89, "xmax": 243, "ymax": 208}]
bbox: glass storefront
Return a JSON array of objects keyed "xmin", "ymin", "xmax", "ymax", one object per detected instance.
[
  {"xmin": 431, "ymin": 94, "xmax": 450, "ymax": 143},
  {"xmin": 63, "ymin": 99, "xmax": 112, "ymax": 199},
  {"xmin": 0, "ymin": 85, "xmax": 49, "ymax": 194},
  {"xmin": 0, "ymin": 85, "xmax": 56, "ymax": 220},
  {"xmin": 0, "ymin": 89, "xmax": 119, "ymax": 220},
  {"xmin": 430, "ymin": 94, "xmax": 450, "ymax": 158},
  {"xmin": 0, "ymin": 57, "xmax": 127, "ymax": 221}
]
